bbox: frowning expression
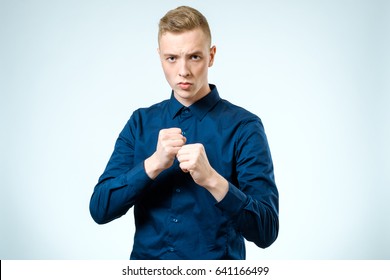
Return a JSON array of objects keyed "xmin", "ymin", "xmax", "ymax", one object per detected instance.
[{"xmin": 158, "ymin": 28, "xmax": 216, "ymax": 107}]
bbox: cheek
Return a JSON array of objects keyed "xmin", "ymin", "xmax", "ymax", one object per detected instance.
[
  {"xmin": 162, "ymin": 65, "xmax": 176, "ymax": 80},
  {"xmin": 196, "ymin": 64, "xmax": 209, "ymax": 76}
]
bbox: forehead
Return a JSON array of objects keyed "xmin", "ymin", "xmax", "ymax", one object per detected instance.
[{"xmin": 159, "ymin": 28, "xmax": 210, "ymax": 51}]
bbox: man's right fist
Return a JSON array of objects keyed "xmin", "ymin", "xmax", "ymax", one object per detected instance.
[{"xmin": 144, "ymin": 128, "xmax": 186, "ymax": 179}]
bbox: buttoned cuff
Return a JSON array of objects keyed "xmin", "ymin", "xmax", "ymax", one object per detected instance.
[{"xmin": 216, "ymin": 183, "xmax": 247, "ymax": 217}]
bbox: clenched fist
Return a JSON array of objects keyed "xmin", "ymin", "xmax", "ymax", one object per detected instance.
[
  {"xmin": 177, "ymin": 143, "xmax": 229, "ymax": 202},
  {"xmin": 144, "ymin": 128, "xmax": 186, "ymax": 179},
  {"xmin": 145, "ymin": 129, "xmax": 228, "ymax": 201},
  {"xmin": 176, "ymin": 144, "xmax": 213, "ymax": 186}
]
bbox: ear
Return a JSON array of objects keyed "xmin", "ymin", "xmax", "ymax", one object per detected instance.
[{"xmin": 208, "ymin": 45, "xmax": 216, "ymax": 67}]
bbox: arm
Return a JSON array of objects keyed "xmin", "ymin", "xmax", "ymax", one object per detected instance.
[
  {"xmin": 89, "ymin": 116, "xmax": 152, "ymax": 224},
  {"xmin": 216, "ymin": 119, "xmax": 279, "ymax": 248},
  {"xmin": 176, "ymin": 118, "xmax": 278, "ymax": 248},
  {"xmin": 89, "ymin": 116, "xmax": 186, "ymax": 224}
]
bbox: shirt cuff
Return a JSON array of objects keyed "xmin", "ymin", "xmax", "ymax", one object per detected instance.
[
  {"xmin": 216, "ymin": 183, "xmax": 248, "ymax": 217},
  {"xmin": 122, "ymin": 161, "xmax": 154, "ymax": 192}
]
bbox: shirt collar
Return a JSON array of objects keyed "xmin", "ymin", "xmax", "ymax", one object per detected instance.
[{"xmin": 169, "ymin": 84, "xmax": 221, "ymax": 121}]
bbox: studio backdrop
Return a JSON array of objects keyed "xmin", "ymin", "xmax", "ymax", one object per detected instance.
[{"xmin": 1, "ymin": 0, "xmax": 389, "ymax": 259}]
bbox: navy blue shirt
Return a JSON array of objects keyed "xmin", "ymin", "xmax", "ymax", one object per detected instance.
[{"xmin": 90, "ymin": 85, "xmax": 279, "ymax": 259}]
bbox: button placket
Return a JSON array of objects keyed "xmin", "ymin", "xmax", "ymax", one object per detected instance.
[{"xmin": 178, "ymin": 107, "xmax": 192, "ymax": 141}]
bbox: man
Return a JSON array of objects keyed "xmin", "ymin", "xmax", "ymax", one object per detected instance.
[{"xmin": 90, "ymin": 6, "xmax": 278, "ymax": 260}]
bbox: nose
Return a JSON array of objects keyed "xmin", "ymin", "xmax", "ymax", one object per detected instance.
[{"xmin": 178, "ymin": 60, "xmax": 190, "ymax": 77}]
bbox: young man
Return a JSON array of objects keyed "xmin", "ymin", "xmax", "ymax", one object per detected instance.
[{"xmin": 90, "ymin": 6, "xmax": 279, "ymax": 260}]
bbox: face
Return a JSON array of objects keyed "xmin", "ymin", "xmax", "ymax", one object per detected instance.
[{"xmin": 158, "ymin": 28, "xmax": 216, "ymax": 107}]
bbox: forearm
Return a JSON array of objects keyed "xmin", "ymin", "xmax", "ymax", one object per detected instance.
[
  {"xmin": 202, "ymin": 170, "xmax": 229, "ymax": 202},
  {"xmin": 89, "ymin": 162, "xmax": 153, "ymax": 224},
  {"xmin": 238, "ymin": 197, "xmax": 279, "ymax": 248},
  {"xmin": 216, "ymin": 183, "xmax": 279, "ymax": 248},
  {"xmin": 144, "ymin": 153, "xmax": 168, "ymax": 180},
  {"xmin": 222, "ymin": 118, "xmax": 279, "ymax": 247}
]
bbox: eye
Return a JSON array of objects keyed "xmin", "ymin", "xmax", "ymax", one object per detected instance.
[
  {"xmin": 166, "ymin": 56, "xmax": 176, "ymax": 62},
  {"xmin": 191, "ymin": 55, "xmax": 201, "ymax": 61}
]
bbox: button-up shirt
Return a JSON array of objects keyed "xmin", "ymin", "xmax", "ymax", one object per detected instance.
[{"xmin": 89, "ymin": 85, "xmax": 279, "ymax": 259}]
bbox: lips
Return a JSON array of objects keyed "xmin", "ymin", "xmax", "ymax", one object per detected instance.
[{"xmin": 178, "ymin": 82, "xmax": 192, "ymax": 90}]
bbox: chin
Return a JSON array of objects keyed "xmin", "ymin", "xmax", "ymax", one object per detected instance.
[{"xmin": 175, "ymin": 88, "xmax": 194, "ymax": 97}]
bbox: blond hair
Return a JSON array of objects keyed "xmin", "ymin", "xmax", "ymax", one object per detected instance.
[{"xmin": 158, "ymin": 6, "xmax": 212, "ymax": 46}]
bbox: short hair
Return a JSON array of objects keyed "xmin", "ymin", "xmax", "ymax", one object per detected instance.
[{"xmin": 158, "ymin": 6, "xmax": 212, "ymax": 46}]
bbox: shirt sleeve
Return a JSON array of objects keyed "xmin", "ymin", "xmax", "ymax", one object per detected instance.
[
  {"xmin": 89, "ymin": 113, "xmax": 153, "ymax": 224},
  {"xmin": 216, "ymin": 117, "xmax": 279, "ymax": 248}
]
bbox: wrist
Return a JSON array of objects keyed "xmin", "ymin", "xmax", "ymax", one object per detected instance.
[
  {"xmin": 203, "ymin": 171, "xmax": 229, "ymax": 202},
  {"xmin": 144, "ymin": 153, "xmax": 165, "ymax": 180}
]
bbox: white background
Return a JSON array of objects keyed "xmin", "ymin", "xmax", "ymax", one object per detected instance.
[{"xmin": 1, "ymin": 0, "xmax": 389, "ymax": 259}]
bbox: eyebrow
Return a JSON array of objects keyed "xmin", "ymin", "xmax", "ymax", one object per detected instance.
[
  {"xmin": 162, "ymin": 50, "xmax": 204, "ymax": 57},
  {"xmin": 188, "ymin": 51, "xmax": 203, "ymax": 56}
]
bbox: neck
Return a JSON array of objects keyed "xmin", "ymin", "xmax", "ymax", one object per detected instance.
[{"xmin": 174, "ymin": 84, "xmax": 211, "ymax": 107}]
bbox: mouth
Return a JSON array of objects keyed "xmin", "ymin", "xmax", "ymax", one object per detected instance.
[{"xmin": 178, "ymin": 82, "xmax": 192, "ymax": 90}]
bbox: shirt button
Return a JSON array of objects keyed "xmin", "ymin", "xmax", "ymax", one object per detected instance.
[
  {"xmin": 176, "ymin": 188, "xmax": 181, "ymax": 193},
  {"xmin": 169, "ymin": 247, "xmax": 175, "ymax": 252},
  {"xmin": 172, "ymin": 218, "xmax": 178, "ymax": 223}
]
